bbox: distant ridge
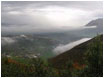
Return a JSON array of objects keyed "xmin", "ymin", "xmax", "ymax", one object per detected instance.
[{"xmin": 85, "ymin": 18, "xmax": 103, "ymax": 27}]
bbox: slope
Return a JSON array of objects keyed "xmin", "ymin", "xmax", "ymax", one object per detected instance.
[{"xmin": 49, "ymin": 35, "xmax": 103, "ymax": 68}]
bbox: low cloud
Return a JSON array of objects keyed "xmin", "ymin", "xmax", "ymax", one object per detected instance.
[
  {"xmin": 53, "ymin": 38, "xmax": 91, "ymax": 55},
  {"xmin": 1, "ymin": 37, "xmax": 16, "ymax": 45},
  {"xmin": 83, "ymin": 25, "xmax": 97, "ymax": 29}
]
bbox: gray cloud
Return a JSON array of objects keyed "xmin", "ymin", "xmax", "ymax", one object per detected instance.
[
  {"xmin": 2, "ymin": 1, "xmax": 103, "ymax": 10},
  {"xmin": 1, "ymin": 1, "xmax": 103, "ymax": 33}
]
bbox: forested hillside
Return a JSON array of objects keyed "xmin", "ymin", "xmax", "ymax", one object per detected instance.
[{"xmin": 1, "ymin": 35, "xmax": 103, "ymax": 77}]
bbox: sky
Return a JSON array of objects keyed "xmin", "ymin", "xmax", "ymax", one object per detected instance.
[{"xmin": 1, "ymin": 1, "xmax": 103, "ymax": 33}]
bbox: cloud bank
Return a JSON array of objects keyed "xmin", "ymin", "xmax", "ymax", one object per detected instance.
[{"xmin": 53, "ymin": 38, "xmax": 91, "ymax": 55}]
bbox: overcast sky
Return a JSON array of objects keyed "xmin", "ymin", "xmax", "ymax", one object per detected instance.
[{"xmin": 1, "ymin": 1, "xmax": 103, "ymax": 33}]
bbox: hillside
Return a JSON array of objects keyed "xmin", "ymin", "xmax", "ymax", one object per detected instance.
[
  {"xmin": 49, "ymin": 35, "xmax": 103, "ymax": 68},
  {"xmin": 2, "ymin": 34, "xmax": 103, "ymax": 77}
]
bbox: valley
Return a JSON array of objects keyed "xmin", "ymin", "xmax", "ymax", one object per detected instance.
[{"xmin": 1, "ymin": 1, "xmax": 103, "ymax": 77}]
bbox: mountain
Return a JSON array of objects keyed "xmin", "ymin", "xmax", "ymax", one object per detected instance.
[
  {"xmin": 49, "ymin": 35, "xmax": 103, "ymax": 68},
  {"xmin": 1, "ymin": 18, "xmax": 103, "ymax": 59},
  {"xmin": 85, "ymin": 18, "xmax": 103, "ymax": 33},
  {"xmin": 63, "ymin": 18, "xmax": 103, "ymax": 38},
  {"xmin": 85, "ymin": 18, "xmax": 103, "ymax": 27}
]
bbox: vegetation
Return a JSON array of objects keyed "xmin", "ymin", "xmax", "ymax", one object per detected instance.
[
  {"xmin": 84, "ymin": 35, "xmax": 103, "ymax": 76},
  {"xmin": 1, "ymin": 35, "xmax": 103, "ymax": 77}
]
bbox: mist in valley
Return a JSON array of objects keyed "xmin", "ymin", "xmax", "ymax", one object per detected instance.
[{"xmin": 1, "ymin": 1, "xmax": 103, "ymax": 58}]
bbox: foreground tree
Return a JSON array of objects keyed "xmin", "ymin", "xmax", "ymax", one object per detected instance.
[{"xmin": 84, "ymin": 35, "xmax": 103, "ymax": 77}]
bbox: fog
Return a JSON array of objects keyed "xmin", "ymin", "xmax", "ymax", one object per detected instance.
[
  {"xmin": 53, "ymin": 38, "xmax": 91, "ymax": 55},
  {"xmin": 1, "ymin": 37, "xmax": 16, "ymax": 45}
]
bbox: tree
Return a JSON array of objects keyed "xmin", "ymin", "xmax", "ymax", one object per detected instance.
[{"xmin": 84, "ymin": 35, "xmax": 103, "ymax": 77}]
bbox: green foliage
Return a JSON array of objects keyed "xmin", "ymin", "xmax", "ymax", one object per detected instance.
[
  {"xmin": 1, "ymin": 35, "xmax": 103, "ymax": 77},
  {"xmin": 82, "ymin": 35, "xmax": 103, "ymax": 77},
  {"xmin": 1, "ymin": 57, "xmax": 59, "ymax": 77},
  {"xmin": 2, "ymin": 58, "xmax": 29, "ymax": 77}
]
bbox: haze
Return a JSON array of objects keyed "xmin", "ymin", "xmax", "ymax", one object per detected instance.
[{"xmin": 1, "ymin": 1, "xmax": 103, "ymax": 33}]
